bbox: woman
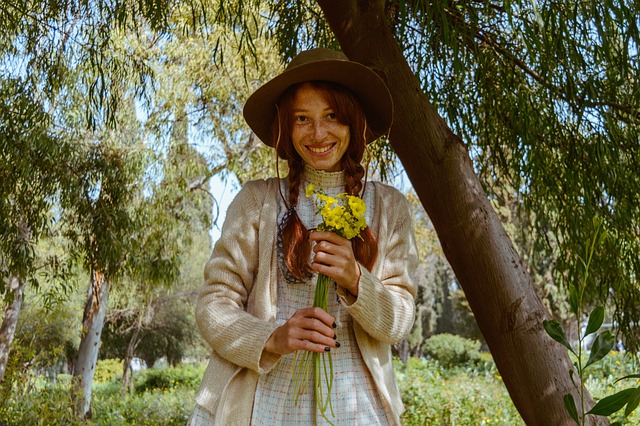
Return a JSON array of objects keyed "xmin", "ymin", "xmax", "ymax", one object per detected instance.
[{"xmin": 190, "ymin": 48, "xmax": 417, "ymax": 425}]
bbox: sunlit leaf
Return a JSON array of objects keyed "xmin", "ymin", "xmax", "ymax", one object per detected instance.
[{"xmin": 588, "ymin": 388, "xmax": 635, "ymax": 416}]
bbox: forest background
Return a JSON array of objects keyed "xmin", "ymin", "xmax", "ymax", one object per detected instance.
[{"xmin": 1, "ymin": 0, "xmax": 639, "ymax": 425}]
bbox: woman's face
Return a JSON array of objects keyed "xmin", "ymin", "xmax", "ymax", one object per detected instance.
[{"xmin": 290, "ymin": 83, "xmax": 350, "ymax": 172}]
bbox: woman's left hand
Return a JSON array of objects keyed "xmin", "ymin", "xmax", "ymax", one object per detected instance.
[{"xmin": 309, "ymin": 230, "xmax": 361, "ymax": 296}]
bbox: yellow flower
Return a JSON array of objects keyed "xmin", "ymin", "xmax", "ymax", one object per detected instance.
[
  {"xmin": 348, "ymin": 196, "xmax": 366, "ymax": 218},
  {"xmin": 318, "ymin": 193, "xmax": 337, "ymax": 208},
  {"xmin": 308, "ymin": 185, "xmax": 368, "ymax": 241},
  {"xmin": 305, "ymin": 183, "xmax": 316, "ymax": 198}
]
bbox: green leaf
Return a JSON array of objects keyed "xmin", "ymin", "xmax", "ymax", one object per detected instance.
[
  {"xmin": 588, "ymin": 388, "xmax": 635, "ymax": 416},
  {"xmin": 569, "ymin": 286, "xmax": 579, "ymax": 316},
  {"xmin": 615, "ymin": 374, "xmax": 640, "ymax": 384},
  {"xmin": 583, "ymin": 306, "xmax": 604, "ymax": 338},
  {"xmin": 624, "ymin": 387, "xmax": 640, "ymax": 417},
  {"xmin": 564, "ymin": 394, "xmax": 580, "ymax": 424},
  {"xmin": 543, "ymin": 320, "xmax": 575, "ymax": 354},
  {"xmin": 585, "ymin": 331, "xmax": 615, "ymax": 368}
]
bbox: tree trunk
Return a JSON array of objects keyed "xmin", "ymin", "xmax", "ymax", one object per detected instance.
[
  {"xmin": 0, "ymin": 275, "xmax": 25, "ymax": 382},
  {"xmin": 316, "ymin": 1, "xmax": 607, "ymax": 425},
  {"xmin": 121, "ymin": 321, "xmax": 141, "ymax": 395},
  {"xmin": 73, "ymin": 269, "xmax": 110, "ymax": 418}
]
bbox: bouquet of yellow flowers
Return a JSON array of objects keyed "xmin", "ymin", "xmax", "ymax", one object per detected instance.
[{"xmin": 291, "ymin": 184, "xmax": 368, "ymax": 424}]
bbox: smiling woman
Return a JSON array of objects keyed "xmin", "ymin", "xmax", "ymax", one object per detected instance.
[{"xmin": 190, "ymin": 48, "xmax": 418, "ymax": 426}]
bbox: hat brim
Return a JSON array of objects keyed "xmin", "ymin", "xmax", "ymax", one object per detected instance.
[{"xmin": 243, "ymin": 59, "xmax": 393, "ymax": 147}]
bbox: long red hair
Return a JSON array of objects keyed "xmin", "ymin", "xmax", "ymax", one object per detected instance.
[{"xmin": 272, "ymin": 81, "xmax": 378, "ymax": 281}]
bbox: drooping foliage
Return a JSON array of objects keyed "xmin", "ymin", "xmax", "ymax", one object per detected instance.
[
  {"xmin": 387, "ymin": 1, "xmax": 640, "ymax": 346},
  {"xmin": 213, "ymin": 0, "xmax": 640, "ymax": 349}
]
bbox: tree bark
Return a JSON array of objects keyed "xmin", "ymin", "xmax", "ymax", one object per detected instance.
[
  {"xmin": 73, "ymin": 269, "xmax": 110, "ymax": 418},
  {"xmin": 316, "ymin": 1, "xmax": 607, "ymax": 425},
  {"xmin": 0, "ymin": 275, "xmax": 25, "ymax": 382}
]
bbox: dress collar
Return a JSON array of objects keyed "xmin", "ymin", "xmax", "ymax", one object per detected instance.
[{"xmin": 301, "ymin": 164, "xmax": 344, "ymax": 190}]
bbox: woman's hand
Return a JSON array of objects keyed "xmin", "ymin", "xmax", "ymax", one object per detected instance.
[
  {"xmin": 309, "ymin": 230, "xmax": 361, "ymax": 296},
  {"xmin": 264, "ymin": 307, "xmax": 338, "ymax": 355}
]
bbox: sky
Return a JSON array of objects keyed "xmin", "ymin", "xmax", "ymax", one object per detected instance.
[{"xmin": 208, "ymin": 173, "xmax": 240, "ymax": 243}]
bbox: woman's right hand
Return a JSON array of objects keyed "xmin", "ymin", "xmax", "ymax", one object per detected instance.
[{"xmin": 264, "ymin": 307, "xmax": 338, "ymax": 355}]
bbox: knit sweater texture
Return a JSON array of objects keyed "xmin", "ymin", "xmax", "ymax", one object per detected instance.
[{"xmin": 194, "ymin": 177, "xmax": 418, "ymax": 425}]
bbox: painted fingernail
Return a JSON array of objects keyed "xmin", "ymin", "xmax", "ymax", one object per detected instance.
[
  {"xmin": 332, "ymin": 322, "xmax": 337, "ymax": 328},
  {"xmin": 324, "ymin": 347, "xmax": 331, "ymax": 352},
  {"xmin": 336, "ymin": 342, "xmax": 341, "ymax": 348},
  {"xmin": 333, "ymin": 333, "xmax": 337, "ymax": 340}
]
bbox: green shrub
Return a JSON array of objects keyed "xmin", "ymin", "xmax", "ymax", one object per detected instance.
[
  {"xmin": 95, "ymin": 359, "xmax": 124, "ymax": 384},
  {"xmin": 395, "ymin": 357, "xmax": 524, "ymax": 425},
  {"xmin": 0, "ymin": 382, "xmax": 86, "ymax": 426},
  {"xmin": 423, "ymin": 333, "xmax": 482, "ymax": 367},
  {"xmin": 92, "ymin": 386, "xmax": 194, "ymax": 425},
  {"xmin": 134, "ymin": 363, "xmax": 203, "ymax": 393}
]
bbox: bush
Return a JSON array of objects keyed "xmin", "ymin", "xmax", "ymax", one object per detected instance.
[
  {"xmin": 134, "ymin": 363, "xmax": 203, "ymax": 393},
  {"xmin": 423, "ymin": 333, "xmax": 482, "ymax": 367},
  {"xmin": 92, "ymin": 385, "xmax": 195, "ymax": 425},
  {"xmin": 0, "ymin": 382, "xmax": 86, "ymax": 426},
  {"xmin": 95, "ymin": 359, "xmax": 124, "ymax": 384},
  {"xmin": 395, "ymin": 357, "xmax": 524, "ymax": 425}
]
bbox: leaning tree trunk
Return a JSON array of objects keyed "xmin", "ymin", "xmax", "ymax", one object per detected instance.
[
  {"xmin": 73, "ymin": 269, "xmax": 110, "ymax": 419},
  {"xmin": 317, "ymin": 2, "xmax": 607, "ymax": 425},
  {"xmin": 0, "ymin": 275, "xmax": 25, "ymax": 382}
]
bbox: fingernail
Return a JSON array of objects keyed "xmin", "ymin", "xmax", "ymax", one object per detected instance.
[
  {"xmin": 333, "ymin": 333, "xmax": 337, "ymax": 340},
  {"xmin": 324, "ymin": 347, "xmax": 331, "ymax": 352},
  {"xmin": 332, "ymin": 322, "xmax": 337, "ymax": 328},
  {"xmin": 335, "ymin": 342, "xmax": 341, "ymax": 348}
]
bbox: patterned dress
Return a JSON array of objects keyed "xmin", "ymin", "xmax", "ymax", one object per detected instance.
[{"xmin": 251, "ymin": 166, "xmax": 394, "ymax": 425}]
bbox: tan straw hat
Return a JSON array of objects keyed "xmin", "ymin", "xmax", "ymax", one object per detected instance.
[{"xmin": 243, "ymin": 48, "xmax": 393, "ymax": 147}]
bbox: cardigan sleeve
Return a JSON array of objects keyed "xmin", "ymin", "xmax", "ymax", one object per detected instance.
[
  {"xmin": 338, "ymin": 184, "xmax": 418, "ymax": 344},
  {"xmin": 195, "ymin": 180, "xmax": 280, "ymax": 374}
]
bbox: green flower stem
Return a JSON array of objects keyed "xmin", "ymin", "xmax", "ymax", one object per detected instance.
[{"xmin": 291, "ymin": 273, "xmax": 335, "ymax": 424}]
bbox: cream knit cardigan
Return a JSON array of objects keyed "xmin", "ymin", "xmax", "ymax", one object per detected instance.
[{"xmin": 195, "ymin": 177, "xmax": 418, "ymax": 425}]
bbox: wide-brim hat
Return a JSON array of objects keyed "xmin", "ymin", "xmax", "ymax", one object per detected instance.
[{"xmin": 243, "ymin": 48, "xmax": 393, "ymax": 147}]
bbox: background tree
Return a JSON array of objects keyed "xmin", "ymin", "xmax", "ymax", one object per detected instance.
[
  {"xmin": 137, "ymin": 2, "xmax": 282, "ymax": 190},
  {"xmin": 0, "ymin": 78, "xmax": 73, "ymax": 381},
  {"xmin": 1, "ymin": 0, "xmax": 279, "ymax": 417},
  {"xmin": 100, "ymin": 131, "xmax": 213, "ymax": 393},
  {"xmin": 0, "ymin": 0, "xmax": 161, "ymax": 388}
]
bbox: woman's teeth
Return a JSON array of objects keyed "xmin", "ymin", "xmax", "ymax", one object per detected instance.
[{"xmin": 308, "ymin": 145, "xmax": 333, "ymax": 153}]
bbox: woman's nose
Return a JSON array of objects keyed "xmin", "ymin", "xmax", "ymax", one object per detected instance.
[{"xmin": 311, "ymin": 120, "xmax": 328, "ymax": 140}]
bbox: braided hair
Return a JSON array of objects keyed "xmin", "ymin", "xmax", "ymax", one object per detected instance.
[{"xmin": 272, "ymin": 81, "xmax": 378, "ymax": 281}]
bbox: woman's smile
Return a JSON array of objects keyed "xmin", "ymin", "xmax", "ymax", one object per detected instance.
[{"xmin": 307, "ymin": 143, "xmax": 336, "ymax": 154}]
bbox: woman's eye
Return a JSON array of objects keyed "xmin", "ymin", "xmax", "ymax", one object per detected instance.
[
  {"xmin": 327, "ymin": 113, "xmax": 337, "ymax": 119},
  {"xmin": 295, "ymin": 115, "xmax": 307, "ymax": 123}
]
